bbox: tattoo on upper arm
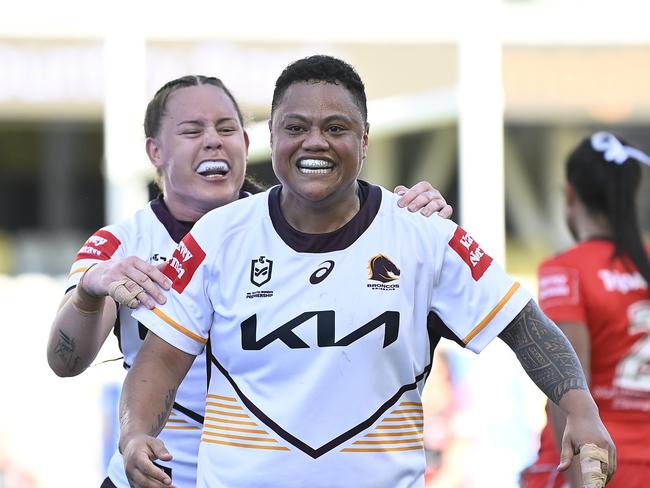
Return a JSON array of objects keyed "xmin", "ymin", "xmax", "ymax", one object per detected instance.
[
  {"xmin": 54, "ymin": 330, "xmax": 81, "ymax": 373},
  {"xmin": 152, "ymin": 388, "xmax": 176, "ymax": 435},
  {"xmin": 499, "ymin": 300, "xmax": 587, "ymax": 405}
]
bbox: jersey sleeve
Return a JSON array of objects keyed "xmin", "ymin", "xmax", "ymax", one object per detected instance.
[
  {"xmin": 430, "ymin": 223, "xmax": 532, "ymax": 353},
  {"xmin": 131, "ymin": 231, "xmax": 211, "ymax": 356},
  {"xmin": 537, "ymin": 261, "xmax": 586, "ymax": 325},
  {"xmin": 64, "ymin": 227, "xmax": 124, "ymax": 292}
]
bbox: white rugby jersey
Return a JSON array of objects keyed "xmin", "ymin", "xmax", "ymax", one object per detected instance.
[
  {"xmin": 133, "ymin": 182, "xmax": 532, "ymax": 488},
  {"xmin": 66, "ymin": 196, "xmax": 211, "ymax": 488}
]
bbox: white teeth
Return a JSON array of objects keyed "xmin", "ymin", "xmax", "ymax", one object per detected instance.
[
  {"xmin": 196, "ymin": 160, "xmax": 228, "ymax": 176},
  {"xmin": 297, "ymin": 159, "xmax": 333, "ymax": 169},
  {"xmin": 299, "ymin": 168, "xmax": 332, "ymax": 174}
]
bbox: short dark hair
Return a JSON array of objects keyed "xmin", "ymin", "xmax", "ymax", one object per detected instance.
[
  {"xmin": 271, "ymin": 55, "xmax": 368, "ymax": 123},
  {"xmin": 567, "ymin": 133, "xmax": 650, "ymax": 284}
]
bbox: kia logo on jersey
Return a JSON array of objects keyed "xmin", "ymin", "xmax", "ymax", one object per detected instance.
[
  {"xmin": 250, "ymin": 256, "xmax": 273, "ymax": 287},
  {"xmin": 448, "ymin": 226, "xmax": 493, "ymax": 281},
  {"xmin": 163, "ymin": 233, "xmax": 206, "ymax": 293},
  {"xmin": 368, "ymin": 254, "xmax": 400, "ymax": 283},
  {"xmin": 309, "ymin": 260, "xmax": 335, "ymax": 284},
  {"xmin": 75, "ymin": 229, "xmax": 121, "ymax": 261}
]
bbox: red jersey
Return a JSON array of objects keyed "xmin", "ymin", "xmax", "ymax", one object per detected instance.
[{"xmin": 536, "ymin": 239, "xmax": 650, "ymax": 465}]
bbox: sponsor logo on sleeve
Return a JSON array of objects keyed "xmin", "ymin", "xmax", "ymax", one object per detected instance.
[
  {"xmin": 538, "ymin": 267, "xmax": 579, "ymax": 307},
  {"xmin": 448, "ymin": 226, "xmax": 492, "ymax": 281},
  {"xmin": 598, "ymin": 269, "xmax": 647, "ymax": 294},
  {"xmin": 163, "ymin": 233, "xmax": 206, "ymax": 293},
  {"xmin": 75, "ymin": 229, "xmax": 121, "ymax": 261}
]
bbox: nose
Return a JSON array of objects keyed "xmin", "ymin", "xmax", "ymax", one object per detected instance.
[
  {"xmin": 204, "ymin": 127, "xmax": 222, "ymax": 150},
  {"xmin": 302, "ymin": 127, "xmax": 329, "ymax": 152}
]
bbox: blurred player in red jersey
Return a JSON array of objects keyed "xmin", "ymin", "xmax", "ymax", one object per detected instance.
[{"xmin": 522, "ymin": 132, "xmax": 650, "ymax": 488}]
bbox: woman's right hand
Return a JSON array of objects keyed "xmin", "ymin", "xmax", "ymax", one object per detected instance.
[{"xmin": 80, "ymin": 257, "xmax": 172, "ymax": 309}]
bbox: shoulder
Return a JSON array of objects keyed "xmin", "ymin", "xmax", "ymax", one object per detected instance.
[
  {"xmin": 115, "ymin": 204, "xmax": 158, "ymax": 233},
  {"xmin": 190, "ymin": 189, "xmax": 271, "ymax": 244},
  {"xmin": 73, "ymin": 205, "xmax": 153, "ymax": 263},
  {"xmin": 539, "ymin": 241, "xmax": 612, "ymax": 273},
  {"xmin": 375, "ymin": 185, "xmax": 456, "ymax": 238},
  {"xmin": 199, "ymin": 189, "xmax": 268, "ymax": 222},
  {"xmin": 109, "ymin": 204, "xmax": 166, "ymax": 246}
]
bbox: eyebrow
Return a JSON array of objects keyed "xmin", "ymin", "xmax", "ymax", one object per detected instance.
[
  {"xmin": 281, "ymin": 113, "xmax": 355, "ymax": 124},
  {"xmin": 176, "ymin": 117, "xmax": 238, "ymax": 127}
]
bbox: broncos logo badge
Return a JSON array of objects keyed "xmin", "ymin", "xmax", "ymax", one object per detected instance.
[{"xmin": 368, "ymin": 254, "xmax": 401, "ymax": 283}]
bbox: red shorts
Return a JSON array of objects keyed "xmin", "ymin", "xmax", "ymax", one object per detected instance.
[{"xmin": 605, "ymin": 462, "xmax": 650, "ymax": 488}]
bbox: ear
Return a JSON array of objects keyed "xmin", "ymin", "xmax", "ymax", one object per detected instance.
[
  {"xmin": 243, "ymin": 129, "xmax": 250, "ymax": 157},
  {"xmin": 361, "ymin": 123, "xmax": 370, "ymax": 160},
  {"xmin": 564, "ymin": 183, "xmax": 577, "ymax": 208},
  {"xmin": 268, "ymin": 119, "xmax": 273, "ymax": 149},
  {"xmin": 146, "ymin": 137, "xmax": 164, "ymax": 170}
]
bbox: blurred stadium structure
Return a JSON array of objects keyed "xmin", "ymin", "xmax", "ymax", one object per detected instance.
[{"xmin": 1, "ymin": 0, "xmax": 650, "ymax": 486}]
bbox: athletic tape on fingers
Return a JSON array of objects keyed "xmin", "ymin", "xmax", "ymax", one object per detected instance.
[
  {"xmin": 108, "ymin": 279, "xmax": 144, "ymax": 309},
  {"xmin": 580, "ymin": 443, "xmax": 608, "ymax": 488}
]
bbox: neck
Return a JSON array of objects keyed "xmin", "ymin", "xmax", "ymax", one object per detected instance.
[
  {"xmin": 573, "ymin": 205, "xmax": 612, "ymax": 242},
  {"xmin": 162, "ymin": 195, "xmax": 205, "ymax": 223},
  {"xmin": 279, "ymin": 182, "xmax": 361, "ymax": 233}
]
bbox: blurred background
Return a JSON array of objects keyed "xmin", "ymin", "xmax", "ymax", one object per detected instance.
[{"xmin": 1, "ymin": 0, "xmax": 650, "ymax": 486}]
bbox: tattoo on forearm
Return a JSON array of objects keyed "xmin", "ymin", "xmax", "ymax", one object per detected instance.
[
  {"xmin": 499, "ymin": 300, "xmax": 587, "ymax": 405},
  {"xmin": 151, "ymin": 388, "xmax": 176, "ymax": 434},
  {"xmin": 54, "ymin": 330, "xmax": 81, "ymax": 373}
]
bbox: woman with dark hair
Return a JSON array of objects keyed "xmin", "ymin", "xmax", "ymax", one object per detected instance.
[
  {"xmin": 522, "ymin": 132, "xmax": 650, "ymax": 488},
  {"xmin": 46, "ymin": 74, "xmax": 449, "ymax": 487}
]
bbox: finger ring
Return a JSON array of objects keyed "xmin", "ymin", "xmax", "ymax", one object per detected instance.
[{"xmin": 108, "ymin": 279, "xmax": 144, "ymax": 309}]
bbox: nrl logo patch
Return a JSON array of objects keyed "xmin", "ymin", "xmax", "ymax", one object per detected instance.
[{"xmin": 250, "ymin": 256, "xmax": 273, "ymax": 288}]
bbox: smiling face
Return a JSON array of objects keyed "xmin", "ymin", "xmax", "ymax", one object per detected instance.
[
  {"xmin": 146, "ymin": 84, "xmax": 249, "ymax": 221},
  {"xmin": 270, "ymin": 81, "xmax": 368, "ymax": 210}
]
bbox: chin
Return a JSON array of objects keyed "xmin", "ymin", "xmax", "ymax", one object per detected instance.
[{"xmin": 206, "ymin": 187, "xmax": 239, "ymax": 206}]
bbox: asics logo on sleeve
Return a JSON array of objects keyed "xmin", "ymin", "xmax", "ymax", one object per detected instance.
[{"xmin": 309, "ymin": 260, "xmax": 335, "ymax": 284}]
